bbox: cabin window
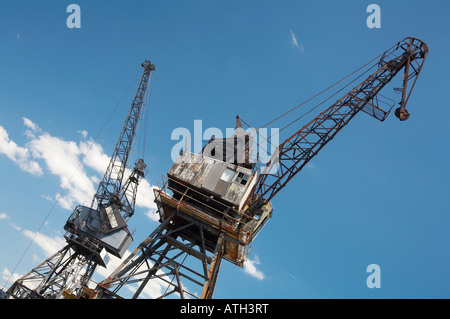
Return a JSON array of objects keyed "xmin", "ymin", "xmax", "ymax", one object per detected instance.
[
  {"xmin": 68, "ymin": 206, "xmax": 82, "ymax": 223},
  {"xmin": 220, "ymin": 168, "xmax": 235, "ymax": 183},
  {"xmin": 235, "ymin": 172, "xmax": 249, "ymax": 186}
]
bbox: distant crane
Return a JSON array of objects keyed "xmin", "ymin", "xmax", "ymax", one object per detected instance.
[
  {"xmin": 7, "ymin": 60, "xmax": 155, "ymax": 299},
  {"xmin": 93, "ymin": 37, "xmax": 427, "ymax": 299}
]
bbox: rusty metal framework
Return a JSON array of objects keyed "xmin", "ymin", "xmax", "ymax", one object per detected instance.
[
  {"xmin": 91, "ymin": 37, "xmax": 428, "ymax": 299},
  {"xmin": 8, "ymin": 38, "xmax": 428, "ymax": 300},
  {"xmin": 244, "ymin": 37, "xmax": 428, "ymax": 217},
  {"xmin": 94, "ymin": 213, "xmax": 226, "ymax": 299},
  {"xmin": 93, "ymin": 174, "xmax": 267, "ymax": 299}
]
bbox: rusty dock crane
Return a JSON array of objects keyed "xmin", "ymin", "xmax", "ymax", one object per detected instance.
[{"xmin": 94, "ymin": 37, "xmax": 427, "ymax": 299}]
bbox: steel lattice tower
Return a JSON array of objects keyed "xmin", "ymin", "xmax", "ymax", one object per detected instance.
[{"xmin": 7, "ymin": 60, "xmax": 155, "ymax": 299}]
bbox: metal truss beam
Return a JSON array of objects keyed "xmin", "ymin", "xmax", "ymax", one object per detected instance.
[{"xmin": 95, "ymin": 211, "xmax": 227, "ymax": 299}]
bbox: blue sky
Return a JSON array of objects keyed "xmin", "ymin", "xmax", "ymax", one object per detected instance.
[{"xmin": 0, "ymin": 0, "xmax": 449, "ymax": 298}]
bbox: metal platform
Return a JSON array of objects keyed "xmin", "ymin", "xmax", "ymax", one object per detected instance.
[{"xmin": 155, "ymin": 182, "xmax": 272, "ymax": 267}]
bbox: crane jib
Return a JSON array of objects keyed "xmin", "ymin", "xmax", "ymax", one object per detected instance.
[
  {"xmin": 245, "ymin": 37, "xmax": 428, "ymax": 216},
  {"xmin": 95, "ymin": 61, "xmax": 155, "ymax": 215}
]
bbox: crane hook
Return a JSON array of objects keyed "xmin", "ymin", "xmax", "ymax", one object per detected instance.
[{"xmin": 394, "ymin": 106, "xmax": 410, "ymax": 121}]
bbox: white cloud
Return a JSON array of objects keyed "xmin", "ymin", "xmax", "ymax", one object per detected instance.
[
  {"xmin": 0, "ymin": 213, "xmax": 9, "ymax": 220},
  {"xmin": 28, "ymin": 132, "xmax": 96, "ymax": 209},
  {"xmin": 138, "ymin": 270, "xmax": 168, "ymax": 299},
  {"xmin": 0, "ymin": 125, "xmax": 43, "ymax": 176},
  {"xmin": 79, "ymin": 139, "xmax": 110, "ymax": 175},
  {"xmin": 243, "ymin": 255, "xmax": 265, "ymax": 281},
  {"xmin": 41, "ymin": 194, "xmax": 53, "ymax": 202},
  {"xmin": 78, "ymin": 130, "xmax": 88, "ymax": 139},
  {"xmin": 23, "ymin": 117, "xmax": 40, "ymax": 132},
  {"xmin": 22, "ymin": 229, "xmax": 66, "ymax": 257},
  {"xmin": 289, "ymin": 30, "xmax": 304, "ymax": 53},
  {"xmin": 135, "ymin": 180, "xmax": 159, "ymax": 221},
  {"xmin": 10, "ymin": 223, "xmax": 21, "ymax": 231},
  {"xmin": 144, "ymin": 209, "xmax": 159, "ymax": 222},
  {"xmin": 1, "ymin": 117, "xmax": 161, "ymax": 220},
  {"xmin": 1, "ymin": 268, "xmax": 22, "ymax": 290},
  {"xmin": 32, "ymin": 254, "xmax": 41, "ymax": 263},
  {"xmin": 27, "ymin": 123, "xmax": 158, "ymax": 214}
]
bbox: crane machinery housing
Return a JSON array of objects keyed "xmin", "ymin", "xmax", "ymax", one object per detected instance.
[
  {"xmin": 93, "ymin": 37, "xmax": 428, "ymax": 299},
  {"xmin": 6, "ymin": 60, "xmax": 156, "ymax": 299}
]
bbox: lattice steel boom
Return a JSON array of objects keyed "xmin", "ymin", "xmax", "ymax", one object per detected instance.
[
  {"xmin": 7, "ymin": 60, "xmax": 155, "ymax": 299},
  {"xmin": 243, "ymin": 37, "xmax": 428, "ymax": 218}
]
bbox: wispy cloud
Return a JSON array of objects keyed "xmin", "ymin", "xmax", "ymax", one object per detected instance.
[
  {"xmin": 243, "ymin": 255, "xmax": 265, "ymax": 281},
  {"xmin": 0, "ymin": 213, "xmax": 9, "ymax": 220},
  {"xmin": 10, "ymin": 223, "xmax": 21, "ymax": 231},
  {"xmin": 289, "ymin": 30, "xmax": 304, "ymax": 53},
  {"xmin": 78, "ymin": 130, "xmax": 88, "ymax": 139},
  {"xmin": 23, "ymin": 117, "xmax": 39, "ymax": 132},
  {"xmin": 0, "ymin": 123, "xmax": 43, "ymax": 176}
]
